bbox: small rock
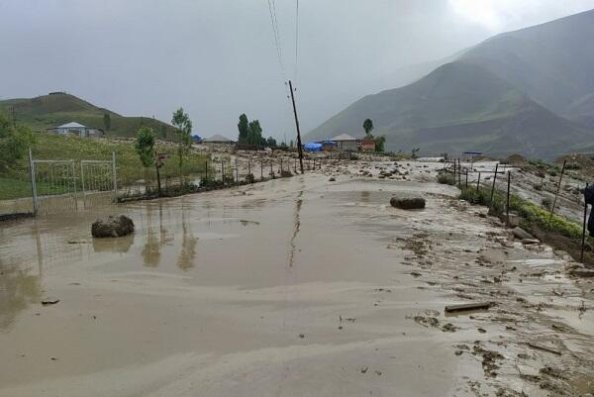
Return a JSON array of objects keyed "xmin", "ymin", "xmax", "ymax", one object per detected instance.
[
  {"xmin": 298, "ymin": 333, "xmax": 305, "ymax": 339},
  {"xmin": 41, "ymin": 297, "xmax": 60, "ymax": 305},
  {"xmin": 329, "ymin": 177, "xmax": 336, "ymax": 182},
  {"xmin": 361, "ymin": 366, "xmax": 368, "ymax": 374}
]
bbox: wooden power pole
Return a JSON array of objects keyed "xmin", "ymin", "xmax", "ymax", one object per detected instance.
[{"xmin": 288, "ymin": 80, "xmax": 304, "ymax": 174}]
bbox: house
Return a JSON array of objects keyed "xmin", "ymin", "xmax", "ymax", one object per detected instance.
[
  {"xmin": 202, "ymin": 134, "xmax": 236, "ymax": 151},
  {"xmin": 360, "ymin": 137, "xmax": 376, "ymax": 152},
  {"xmin": 331, "ymin": 133, "xmax": 360, "ymax": 152},
  {"xmin": 51, "ymin": 122, "xmax": 103, "ymax": 138}
]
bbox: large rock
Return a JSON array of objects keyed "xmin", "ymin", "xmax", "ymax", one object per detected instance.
[
  {"xmin": 390, "ymin": 197, "xmax": 426, "ymax": 210},
  {"xmin": 91, "ymin": 215, "xmax": 135, "ymax": 238}
]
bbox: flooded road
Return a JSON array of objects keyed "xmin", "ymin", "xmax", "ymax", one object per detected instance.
[{"xmin": 0, "ymin": 163, "xmax": 592, "ymax": 396}]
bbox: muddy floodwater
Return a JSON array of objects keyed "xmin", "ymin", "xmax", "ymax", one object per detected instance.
[{"xmin": 0, "ymin": 162, "xmax": 593, "ymax": 396}]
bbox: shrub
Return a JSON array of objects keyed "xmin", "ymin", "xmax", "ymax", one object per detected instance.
[{"xmin": 437, "ymin": 172, "xmax": 456, "ymax": 185}]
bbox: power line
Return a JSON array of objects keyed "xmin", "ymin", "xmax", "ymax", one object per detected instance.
[
  {"xmin": 266, "ymin": 0, "xmax": 285, "ymax": 77},
  {"xmin": 295, "ymin": 0, "xmax": 299, "ymax": 80}
]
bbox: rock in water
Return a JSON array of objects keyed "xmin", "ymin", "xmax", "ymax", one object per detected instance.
[
  {"xmin": 390, "ymin": 197, "xmax": 426, "ymax": 210},
  {"xmin": 91, "ymin": 215, "xmax": 135, "ymax": 238}
]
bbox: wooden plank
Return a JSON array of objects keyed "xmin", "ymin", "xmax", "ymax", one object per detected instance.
[
  {"xmin": 527, "ymin": 342, "xmax": 562, "ymax": 356},
  {"xmin": 444, "ymin": 302, "xmax": 492, "ymax": 313}
]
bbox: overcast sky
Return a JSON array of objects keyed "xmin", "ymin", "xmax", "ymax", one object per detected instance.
[{"xmin": 1, "ymin": 0, "xmax": 593, "ymax": 140}]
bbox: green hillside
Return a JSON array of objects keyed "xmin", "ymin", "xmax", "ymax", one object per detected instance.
[{"xmin": 0, "ymin": 92, "xmax": 178, "ymax": 140}]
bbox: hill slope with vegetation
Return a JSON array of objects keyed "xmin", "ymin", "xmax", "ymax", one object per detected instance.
[{"xmin": 0, "ymin": 92, "xmax": 178, "ymax": 140}]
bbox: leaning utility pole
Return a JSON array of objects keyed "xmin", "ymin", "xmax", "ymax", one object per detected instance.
[{"xmin": 288, "ymin": 80, "xmax": 304, "ymax": 174}]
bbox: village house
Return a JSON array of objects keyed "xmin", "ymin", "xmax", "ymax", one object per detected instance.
[
  {"xmin": 360, "ymin": 137, "xmax": 376, "ymax": 152},
  {"xmin": 202, "ymin": 134, "xmax": 236, "ymax": 152},
  {"xmin": 331, "ymin": 133, "xmax": 360, "ymax": 152},
  {"xmin": 49, "ymin": 122, "xmax": 103, "ymax": 138}
]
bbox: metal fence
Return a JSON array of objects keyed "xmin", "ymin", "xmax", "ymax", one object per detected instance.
[{"xmin": 0, "ymin": 150, "xmax": 117, "ymax": 219}]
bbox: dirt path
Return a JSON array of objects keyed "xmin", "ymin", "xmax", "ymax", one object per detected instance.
[{"xmin": 0, "ymin": 161, "xmax": 592, "ymax": 396}]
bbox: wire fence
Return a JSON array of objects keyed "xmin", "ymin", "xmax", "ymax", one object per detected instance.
[{"xmin": 444, "ymin": 158, "xmax": 592, "ymax": 265}]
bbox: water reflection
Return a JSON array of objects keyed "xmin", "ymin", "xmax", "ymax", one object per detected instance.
[
  {"xmin": 0, "ymin": 259, "xmax": 41, "ymax": 331},
  {"xmin": 360, "ymin": 191, "xmax": 370, "ymax": 203},
  {"xmin": 92, "ymin": 234, "xmax": 134, "ymax": 253},
  {"xmin": 142, "ymin": 205, "xmax": 161, "ymax": 267},
  {"xmin": 288, "ymin": 190, "xmax": 304, "ymax": 267},
  {"xmin": 176, "ymin": 203, "xmax": 198, "ymax": 271}
]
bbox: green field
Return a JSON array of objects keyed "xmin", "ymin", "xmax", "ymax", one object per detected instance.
[{"xmin": 0, "ymin": 134, "xmax": 207, "ymax": 200}]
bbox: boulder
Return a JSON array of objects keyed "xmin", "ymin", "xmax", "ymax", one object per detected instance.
[
  {"xmin": 390, "ymin": 197, "xmax": 426, "ymax": 210},
  {"xmin": 91, "ymin": 215, "xmax": 135, "ymax": 238}
]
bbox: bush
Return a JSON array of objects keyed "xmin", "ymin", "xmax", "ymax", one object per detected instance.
[{"xmin": 437, "ymin": 172, "xmax": 456, "ymax": 185}]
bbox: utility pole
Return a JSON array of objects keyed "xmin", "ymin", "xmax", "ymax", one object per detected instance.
[{"xmin": 288, "ymin": 80, "xmax": 304, "ymax": 174}]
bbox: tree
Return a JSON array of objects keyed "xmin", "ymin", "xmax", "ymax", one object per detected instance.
[
  {"xmin": 266, "ymin": 136, "xmax": 277, "ymax": 148},
  {"xmin": 374, "ymin": 136, "xmax": 386, "ymax": 153},
  {"xmin": 363, "ymin": 118, "xmax": 374, "ymax": 136},
  {"xmin": 411, "ymin": 148, "xmax": 420, "ymax": 159},
  {"xmin": 135, "ymin": 127, "xmax": 156, "ymax": 168},
  {"xmin": 171, "ymin": 108, "xmax": 193, "ymax": 183},
  {"xmin": 248, "ymin": 120, "xmax": 263, "ymax": 147},
  {"xmin": 237, "ymin": 114, "xmax": 250, "ymax": 143},
  {"xmin": 135, "ymin": 127, "xmax": 163, "ymax": 195},
  {"xmin": 0, "ymin": 114, "xmax": 34, "ymax": 171},
  {"xmin": 103, "ymin": 113, "xmax": 111, "ymax": 131}
]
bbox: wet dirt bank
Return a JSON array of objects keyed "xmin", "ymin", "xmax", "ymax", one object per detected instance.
[{"xmin": 0, "ymin": 161, "xmax": 592, "ymax": 396}]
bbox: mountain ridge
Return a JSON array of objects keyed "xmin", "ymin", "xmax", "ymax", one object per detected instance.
[{"xmin": 306, "ymin": 9, "xmax": 594, "ymax": 159}]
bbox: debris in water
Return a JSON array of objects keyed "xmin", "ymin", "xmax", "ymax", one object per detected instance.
[
  {"xmin": 41, "ymin": 297, "xmax": 60, "ymax": 305},
  {"xmin": 444, "ymin": 302, "xmax": 492, "ymax": 313}
]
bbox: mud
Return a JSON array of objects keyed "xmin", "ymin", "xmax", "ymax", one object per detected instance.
[{"xmin": 0, "ymin": 160, "xmax": 592, "ymax": 396}]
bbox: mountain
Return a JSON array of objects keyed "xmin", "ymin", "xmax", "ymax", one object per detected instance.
[
  {"xmin": 0, "ymin": 92, "xmax": 177, "ymax": 140},
  {"xmin": 307, "ymin": 9, "xmax": 594, "ymax": 159}
]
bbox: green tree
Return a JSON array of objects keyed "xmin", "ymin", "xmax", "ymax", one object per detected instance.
[
  {"xmin": 374, "ymin": 136, "xmax": 386, "ymax": 153},
  {"xmin": 171, "ymin": 108, "xmax": 193, "ymax": 183},
  {"xmin": 103, "ymin": 113, "xmax": 111, "ymax": 131},
  {"xmin": 248, "ymin": 120, "xmax": 263, "ymax": 147},
  {"xmin": 135, "ymin": 127, "xmax": 156, "ymax": 167},
  {"xmin": 237, "ymin": 114, "xmax": 250, "ymax": 143},
  {"xmin": 363, "ymin": 118, "xmax": 374, "ymax": 136},
  {"xmin": 266, "ymin": 136, "xmax": 277, "ymax": 148},
  {"xmin": 135, "ymin": 127, "xmax": 162, "ymax": 194},
  {"xmin": 0, "ymin": 114, "xmax": 34, "ymax": 171}
]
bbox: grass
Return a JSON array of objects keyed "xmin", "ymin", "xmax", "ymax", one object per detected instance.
[
  {"xmin": 0, "ymin": 134, "xmax": 207, "ymax": 200},
  {"xmin": 459, "ymin": 185, "xmax": 593, "ymax": 266}
]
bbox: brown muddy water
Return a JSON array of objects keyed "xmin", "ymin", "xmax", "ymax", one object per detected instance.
[{"xmin": 0, "ymin": 163, "xmax": 592, "ymax": 397}]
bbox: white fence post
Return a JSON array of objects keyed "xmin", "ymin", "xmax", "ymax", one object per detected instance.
[
  {"xmin": 29, "ymin": 148, "xmax": 38, "ymax": 215},
  {"xmin": 112, "ymin": 151, "xmax": 117, "ymax": 202}
]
